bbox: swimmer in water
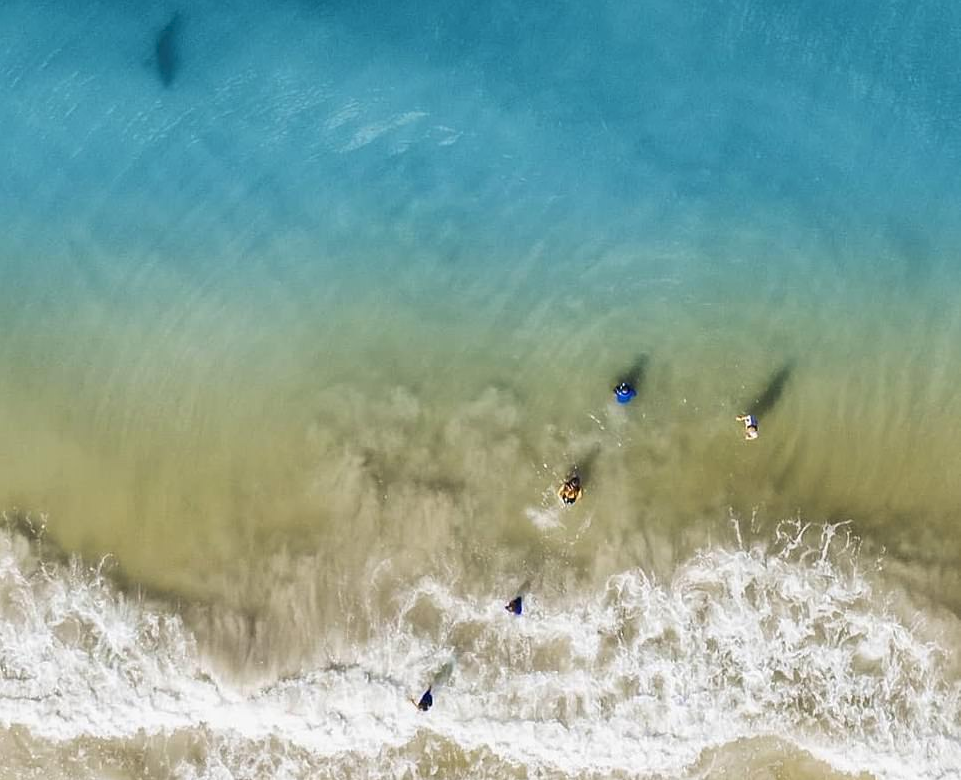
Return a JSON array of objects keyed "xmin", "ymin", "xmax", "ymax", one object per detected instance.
[
  {"xmin": 558, "ymin": 473, "xmax": 583, "ymax": 505},
  {"xmin": 505, "ymin": 596, "xmax": 523, "ymax": 615},
  {"xmin": 413, "ymin": 687, "xmax": 433, "ymax": 711},
  {"xmin": 613, "ymin": 381, "xmax": 637, "ymax": 404},
  {"xmin": 735, "ymin": 413, "xmax": 759, "ymax": 440}
]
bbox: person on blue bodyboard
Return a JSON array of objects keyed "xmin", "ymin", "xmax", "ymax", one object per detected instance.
[
  {"xmin": 412, "ymin": 660, "xmax": 454, "ymax": 711},
  {"xmin": 613, "ymin": 381, "xmax": 637, "ymax": 404},
  {"xmin": 413, "ymin": 687, "xmax": 433, "ymax": 711},
  {"xmin": 505, "ymin": 579, "xmax": 530, "ymax": 616}
]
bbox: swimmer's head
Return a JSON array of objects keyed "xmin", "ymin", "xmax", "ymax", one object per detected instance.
[{"xmin": 745, "ymin": 426, "xmax": 759, "ymax": 440}]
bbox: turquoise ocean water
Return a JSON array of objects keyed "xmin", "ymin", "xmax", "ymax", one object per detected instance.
[{"xmin": 1, "ymin": 1, "xmax": 961, "ymax": 777}]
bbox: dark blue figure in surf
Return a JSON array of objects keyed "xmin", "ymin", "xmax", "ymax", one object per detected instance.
[
  {"xmin": 613, "ymin": 381, "xmax": 637, "ymax": 404},
  {"xmin": 505, "ymin": 579, "xmax": 530, "ymax": 616},
  {"xmin": 154, "ymin": 13, "xmax": 182, "ymax": 87},
  {"xmin": 413, "ymin": 687, "xmax": 433, "ymax": 711}
]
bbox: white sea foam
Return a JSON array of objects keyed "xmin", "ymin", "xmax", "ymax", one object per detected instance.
[
  {"xmin": 525, "ymin": 504, "xmax": 564, "ymax": 530},
  {"xmin": 0, "ymin": 521, "xmax": 959, "ymax": 779}
]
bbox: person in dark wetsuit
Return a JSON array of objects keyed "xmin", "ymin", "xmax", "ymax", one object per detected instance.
[
  {"xmin": 414, "ymin": 687, "xmax": 433, "ymax": 711},
  {"xmin": 505, "ymin": 596, "xmax": 523, "ymax": 615}
]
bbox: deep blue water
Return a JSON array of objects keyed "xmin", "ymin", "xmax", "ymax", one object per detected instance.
[{"xmin": 3, "ymin": 0, "xmax": 960, "ymax": 262}]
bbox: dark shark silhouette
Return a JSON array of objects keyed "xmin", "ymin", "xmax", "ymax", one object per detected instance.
[
  {"xmin": 615, "ymin": 353, "xmax": 649, "ymax": 395},
  {"xmin": 745, "ymin": 362, "xmax": 794, "ymax": 418},
  {"xmin": 155, "ymin": 13, "xmax": 182, "ymax": 87}
]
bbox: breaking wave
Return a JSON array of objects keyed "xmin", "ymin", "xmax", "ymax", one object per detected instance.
[{"xmin": 1, "ymin": 518, "xmax": 959, "ymax": 779}]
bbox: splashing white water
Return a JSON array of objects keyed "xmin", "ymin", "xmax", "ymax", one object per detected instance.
[{"xmin": 0, "ymin": 520, "xmax": 958, "ymax": 779}]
